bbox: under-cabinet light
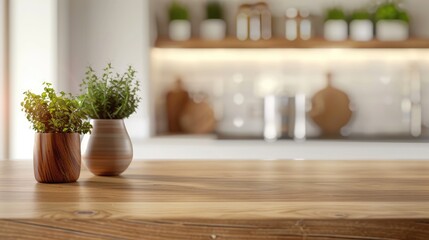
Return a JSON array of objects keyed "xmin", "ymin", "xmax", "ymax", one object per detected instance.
[{"xmin": 152, "ymin": 48, "xmax": 429, "ymax": 63}]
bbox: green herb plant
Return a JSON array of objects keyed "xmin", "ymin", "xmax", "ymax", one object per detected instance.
[
  {"xmin": 326, "ymin": 8, "xmax": 347, "ymax": 21},
  {"xmin": 375, "ymin": 2, "xmax": 409, "ymax": 23},
  {"xmin": 21, "ymin": 82, "xmax": 92, "ymax": 134},
  {"xmin": 169, "ymin": 2, "xmax": 189, "ymax": 21},
  {"xmin": 206, "ymin": 1, "xmax": 223, "ymax": 20},
  {"xmin": 79, "ymin": 63, "xmax": 141, "ymax": 119},
  {"xmin": 351, "ymin": 9, "xmax": 372, "ymax": 21}
]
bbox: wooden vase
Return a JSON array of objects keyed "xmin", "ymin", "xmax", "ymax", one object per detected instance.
[
  {"xmin": 83, "ymin": 119, "xmax": 133, "ymax": 176},
  {"xmin": 33, "ymin": 133, "xmax": 81, "ymax": 183}
]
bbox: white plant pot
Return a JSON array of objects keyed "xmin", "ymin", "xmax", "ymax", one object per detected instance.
[
  {"xmin": 376, "ymin": 20, "xmax": 409, "ymax": 41},
  {"xmin": 350, "ymin": 20, "xmax": 373, "ymax": 41},
  {"xmin": 169, "ymin": 20, "xmax": 191, "ymax": 41},
  {"xmin": 200, "ymin": 19, "xmax": 226, "ymax": 40},
  {"xmin": 324, "ymin": 20, "xmax": 348, "ymax": 41}
]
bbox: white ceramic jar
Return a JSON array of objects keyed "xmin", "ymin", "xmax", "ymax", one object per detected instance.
[
  {"xmin": 169, "ymin": 20, "xmax": 191, "ymax": 41},
  {"xmin": 284, "ymin": 8, "xmax": 298, "ymax": 41},
  {"xmin": 376, "ymin": 20, "xmax": 409, "ymax": 41},
  {"xmin": 324, "ymin": 20, "xmax": 348, "ymax": 41},
  {"xmin": 200, "ymin": 19, "xmax": 226, "ymax": 40},
  {"xmin": 299, "ymin": 9, "xmax": 312, "ymax": 40},
  {"xmin": 350, "ymin": 20, "xmax": 374, "ymax": 41}
]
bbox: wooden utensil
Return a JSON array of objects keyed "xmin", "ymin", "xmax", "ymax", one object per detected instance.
[
  {"xmin": 166, "ymin": 78, "xmax": 190, "ymax": 133},
  {"xmin": 179, "ymin": 94, "xmax": 216, "ymax": 134},
  {"xmin": 310, "ymin": 73, "xmax": 352, "ymax": 137}
]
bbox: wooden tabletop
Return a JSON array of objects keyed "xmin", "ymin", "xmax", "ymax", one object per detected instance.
[{"xmin": 1, "ymin": 160, "xmax": 429, "ymax": 239}]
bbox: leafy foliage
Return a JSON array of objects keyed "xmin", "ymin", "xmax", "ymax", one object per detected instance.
[
  {"xmin": 79, "ymin": 63, "xmax": 141, "ymax": 119},
  {"xmin": 206, "ymin": 1, "xmax": 223, "ymax": 20},
  {"xmin": 21, "ymin": 82, "xmax": 92, "ymax": 134},
  {"xmin": 351, "ymin": 9, "xmax": 372, "ymax": 20},
  {"xmin": 375, "ymin": 2, "xmax": 409, "ymax": 23},
  {"xmin": 169, "ymin": 2, "xmax": 189, "ymax": 21},
  {"xmin": 326, "ymin": 8, "xmax": 347, "ymax": 21}
]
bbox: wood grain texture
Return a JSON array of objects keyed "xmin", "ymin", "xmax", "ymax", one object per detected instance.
[
  {"xmin": 1, "ymin": 219, "xmax": 429, "ymax": 240},
  {"xmin": 1, "ymin": 160, "xmax": 429, "ymax": 239},
  {"xmin": 155, "ymin": 37, "xmax": 429, "ymax": 49},
  {"xmin": 83, "ymin": 119, "xmax": 133, "ymax": 176},
  {"xmin": 33, "ymin": 133, "xmax": 81, "ymax": 183}
]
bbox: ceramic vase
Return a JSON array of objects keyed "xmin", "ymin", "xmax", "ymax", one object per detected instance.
[
  {"xmin": 376, "ymin": 20, "xmax": 409, "ymax": 41},
  {"xmin": 200, "ymin": 19, "xmax": 226, "ymax": 40},
  {"xmin": 350, "ymin": 20, "xmax": 374, "ymax": 41},
  {"xmin": 83, "ymin": 119, "xmax": 133, "ymax": 176},
  {"xmin": 324, "ymin": 20, "xmax": 348, "ymax": 41},
  {"xmin": 34, "ymin": 133, "xmax": 81, "ymax": 183},
  {"xmin": 169, "ymin": 20, "xmax": 191, "ymax": 41}
]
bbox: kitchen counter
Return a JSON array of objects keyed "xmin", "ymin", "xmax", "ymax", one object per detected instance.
[
  {"xmin": 132, "ymin": 135, "xmax": 429, "ymax": 160},
  {"xmin": 1, "ymin": 160, "xmax": 429, "ymax": 239}
]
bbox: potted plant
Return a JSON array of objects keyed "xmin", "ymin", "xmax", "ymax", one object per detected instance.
[
  {"xmin": 168, "ymin": 1, "xmax": 191, "ymax": 41},
  {"xmin": 324, "ymin": 7, "xmax": 348, "ymax": 41},
  {"xmin": 375, "ymin": 2, "xmax": 409, "ymax": 41},
  {"xmin": 79, "ymin": 63, "xmax": 141, "ymax": 176},
  {"xmin": 200, "ymin": 1, "xmax": 226, "ymax": 40},
  {"xmin": 350, "ymin": 9, "xmax": 374, "ymax": 41},
  {"xmin": 21, "ymin": 83, "xmax": 92, "ymax": 183}
]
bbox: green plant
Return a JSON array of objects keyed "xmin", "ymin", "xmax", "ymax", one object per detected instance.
[
  {"xmin": 79, "ymin": 63, "xmax": 141, "ymax": 119},
  {"xmin": 169, "ymin": 2, "xmax": 189, "ymax": 21},
  {"xmin": 351, "ymin": 9, "xmax": 372, "ymax": 20},
  {"xmin": 21, "ymin": 82, "xmax": 92, "ymax": 134},
  {"xmin": 326, "ymin": 8, "xmax": 347, "ymax": 21},
  {"xmin": 206, "ymin": 1, "xmax": 223, "ymax": 19},
  {"xmin": 375, "ymin": 2, "xmax": 409, "ymax": 23}
]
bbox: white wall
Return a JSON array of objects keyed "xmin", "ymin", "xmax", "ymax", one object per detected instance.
[
  {"xmin": 0, "ymin": 0, "xmax": 6, "ymax": 159},
  {"xmin": 57, "ymin": 0, "xmax": 70, "ymax": 93},
  {"xmin": 67, "ymin": 0, "xmax": 152, "ymax": 139},
  {"xmin": 4, "ymin": 0, "xmax": 152, "ymax": 160},
  {"xmin": 9, "ymin": 0, "xmax": 57, "ymax": 159}
]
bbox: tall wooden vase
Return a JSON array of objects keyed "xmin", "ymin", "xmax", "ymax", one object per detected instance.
[
  {"xmin": 34, "ymin": 133, "xmax": 81, "ymax": 183},
  {"xmin": 83, "ymin": 119, "xmax": 133, "ymax": 176}
]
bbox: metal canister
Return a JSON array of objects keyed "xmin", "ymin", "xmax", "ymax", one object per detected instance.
[{"xmin": 263, "ymin": 94, "xmax": 306, "ymax": 141}]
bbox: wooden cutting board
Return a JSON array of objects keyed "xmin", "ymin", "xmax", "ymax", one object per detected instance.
[
  {"xmin": 166, "ymin": 79, "xmax": 190, "ymax": 133},
  {"xmin": 180, "ymin": 96, "xmax": 216, "ymax": 134},
  {"xmin": 310, "ymin": 73, "xmax": 352, "ymax": 137}
]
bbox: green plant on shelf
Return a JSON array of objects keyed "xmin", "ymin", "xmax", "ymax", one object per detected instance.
[
  {"xmin": 375, "ymin": 2, "xmax": 409, "ymax": 23},
  {"xmin": 326, "ymin": 7, "xmax": 347, "ymax": 21},
  {"xmin": 169, "ymin": 1, "xmax": 189, "ymax": 21},
  {"xmin": 351, "ymin": 9, "xmax": 372, "ymax": 21},
  {"xmin": 79, "ymin": 63, "xmax": 141, "ymax": 120},
  {"xmin": 21, "ymin": 82, "xmax": 92, "ymax": 134},
  {"xmin": 206, "ymin": 1, "xmax": 223, "ymax": 20}
]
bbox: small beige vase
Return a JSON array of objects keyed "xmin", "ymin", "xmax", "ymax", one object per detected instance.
[{"xmin": 83, "ymin": 119, "xmax": 133, "ymax": 176}]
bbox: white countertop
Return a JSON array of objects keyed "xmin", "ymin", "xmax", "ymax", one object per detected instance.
[{"xmin": 132, "ymin": 135, "xmax": 429, "ymax": 160}]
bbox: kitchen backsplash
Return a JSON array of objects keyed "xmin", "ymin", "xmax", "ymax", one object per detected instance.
[{"xmin": 152, "ymin": 48, "xmax": 429, "ymax": 139}]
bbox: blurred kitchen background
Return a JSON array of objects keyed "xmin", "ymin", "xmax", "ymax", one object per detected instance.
[{"xmin": 1, "ymin": 0, "xmax": 429, "ymax": 160}]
